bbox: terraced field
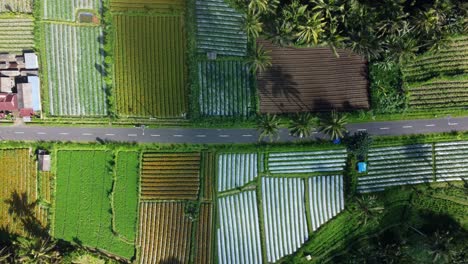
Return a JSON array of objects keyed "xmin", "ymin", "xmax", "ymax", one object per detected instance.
[
  {"xmin": 0, "ymin": 0, "xmax": 33, "ymax": 13},
  {"xmin": 0, "ymin": 18, "xmax": 34, "ymax": 54},
  {"xmin": 138, "ymin": 202, "xmax": 193, "ymax": 264},
  {"xmin": 196, "ymin": 0, "xmax": 247, "ymax": 56},
  {"xmin": 435, "ymin": 141, "xmax": 468, "ymax": 182},
  {"xmin": 408, "ymin": 77, "xmax": 468, "ymax": 109},
  {"xmin": 267, "ymin": 149, "xmax": 347, "ymax": 174},
  {"xmin": 198, "ymin": 60, "xmax": 253, "ymax": 116},
  {"xmin": 257, "ymin": 39, "xmax": 369, "ymax": 113},
  {"xmin": 262, "ymin": 177, "xmax": 308, "ymax": 263},
  {"xmin": 307, "ymin": 176, "xmax": 344, "ymax": 231},
  {"xmin": 0, "ymin": 149, "xmax": 37, "ymax": 235},
  {"xmin": 357, "ymin": 144, "xmax": 434, "ymax": 193},
  {"xmin": 114, "ymin": 14, "xmax": 187, "ymax": 117},
  {"xmin": 217, "ymin": 153, "xmax": 258, "ymax": 192},
  {"xmin": 110, "ymin": 0, "xmax": 185, "ymax": 12},
  {"xmin": 43, "ymin": 0, "xmax": 101, "ymax": 21},
  {"xmin": 141, "ymin": 153, "xmax": 200, "ymax": 200},
  {"xmin": 217, "ymin": 191, "xmax": 262, "ymax": 263},
  {"xmin": 44, "ymin": 23, "xmax": 107, "ymax": 116}
]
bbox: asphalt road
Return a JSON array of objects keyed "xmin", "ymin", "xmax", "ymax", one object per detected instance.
[{"xmin": 0, "ymin": 116, "xmax": 466, "ymax": 144}]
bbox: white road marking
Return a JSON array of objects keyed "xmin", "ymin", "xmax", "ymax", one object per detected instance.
[
  {"xmin": 219, "ymin": 135, "xmax": 230, "ymax": 138},
  {"xmin": 425, "ymin": 124, "xmax": 435, "ymax": 127},
  {"xmin": 37, "ymin": 132, "xmax": 46, "ymax": 135},
  {"xmin": 128, "ymin": 134, "xmax": 137, "ymax": 137},
  {"xmin": 403, "ymin": 125, "xmax": 413, "ymax": 128},
  {"xmin": 448, "ymin": 123, "xmax": 459, "ymax": 126},
  {"xmin": 380, "ymin": 127, "xmax": 390, "ymax": 130},
  {"xmin": 173, "ymin": 135, "xmax": 183, "ymax": 137},
  {"xmin": 105, "ymin": 134, "xmax": 115, "ymax": 136},
  {"xmin": 242, "ymin": 134, "xmax": 253, "ymax": 137},
  {"xmin": 357, "ymin": 128, "xmax": 367, "ymax": 131},
  {"xmin": 59, "ymin": 133, "xmax": 69, "ymax": 135},
  {"xmin": 14, "ymin": 131, "xmax": 24, "ymax": 134},
  {"xmin": 196, "ymin": 135, "xmax": 206, "ymax": 137},
  {"xmin": 82, "ymin": 133, "xmax": 93, "ymax": 136},
  {"xmin": 150, "ymin": 134, "xmax": 160, "ymax": 137}
]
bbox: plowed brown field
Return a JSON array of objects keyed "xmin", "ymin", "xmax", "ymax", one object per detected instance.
[
  {"xmin": 194, "ymin": 203, "xmax": 213, "ymax": 264},
  {"xmin": 257, "ymin": 39, "xmax": 369, "ymax": 113}
]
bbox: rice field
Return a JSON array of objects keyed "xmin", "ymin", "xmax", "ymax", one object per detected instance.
[
  {"xmin": 44, "ymin": 23, "xmax": 107, "ymax": 116},
  {"xmin": 110, "ymin": 0, "xmax": 185, "ymax": 12},
  {"xmin": 0, "ymin": 0, "xmax": 33, "ymax": 13},
  {"xmin": 217, "ymin": 153, "xmax": 258, "ymax": 192},
  {"xmin": 114, "ymin": 14, "xmax": 187, "ymax": 117},
  {"xmin": 217, "ymin": 191, "xmax": 263, "ymax": 263},
  {"xmin": 141, "ymin": 153, "xmax": 200, "ymax": 200},
  {"xmin": 43, "ymin": 0, "xmax": 102, "ymax": 21},
  {"xmin": 0, "ymin": 18, "xmax": 34, "ymax": 54},
  {"xmin": 262, "ymin": 177, "xmax": 308, "ymax": 263},
  {"xmin": 267, "ymin": 149, "xmax": 347, "ymax": 174},
  {"xmin": 138, "ymin": 202, "xmax": 193, "ymax": 264},
  {"xmin": 198, "ymin": 60, "xmax": 253, "ymax": 116}
]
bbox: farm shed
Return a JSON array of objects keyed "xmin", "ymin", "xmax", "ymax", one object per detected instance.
[
  {"xmin": 27, "ymin": 76, "xmax": 41, "ymax": 111},
  {"xmin": 257, "ymin": 39, "xmax": 369, "ymax": 113},
  {"xmin": 24, "ymin": 53, "xmax": 38, "ymax": 69},
  {"xmin": 38, "ymin": 151, "xmax": 51, "ymax": 172}
]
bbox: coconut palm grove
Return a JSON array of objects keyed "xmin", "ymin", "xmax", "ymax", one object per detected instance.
[{"xmin": 0, "ymin": 0, "xmax": 467, "ymax": 263}]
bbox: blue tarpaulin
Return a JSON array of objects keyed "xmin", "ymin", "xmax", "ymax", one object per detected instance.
[{"xmin": 357, "ymin": 162, "xmax": 367, "ymax": 173}]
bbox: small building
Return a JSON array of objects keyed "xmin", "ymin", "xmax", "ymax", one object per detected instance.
[
  {"xmin": 357, "ymin": 162, "xmax": 367, "ymax": 173},
  {"xmin": 24, "ymin": 53, "xmax": 38, "ymax": 70},
  {"xmin": 38, "ymin": 150, "xmax": 51, "ymax": 172},
  {"xmin": 0, "ymin": 93, "xmax": 17, "ymax": 112},
  {"xmin": 0, "ymin": 77, "xmax": 14, "ymax": 92},
  {"xmin": 27, "ymin": 76, "xmax": 41, "ymax": 112}
]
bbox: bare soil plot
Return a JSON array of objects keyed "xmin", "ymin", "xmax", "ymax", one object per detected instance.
[{"xmin": 257, "ymin": 39, "xmax": 369, "ymax": 113}]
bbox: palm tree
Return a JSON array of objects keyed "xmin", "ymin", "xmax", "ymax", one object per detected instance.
[
  {"xmin": 429, "ymin": 230, "xmax": 453, "ymax": 263},
  {"xmin": 248, "ymin": 0, "xmax": 269, "ymax": 14},
  {"xmin": 322, "ymin": 23, "xmax": 347, "ymax": 57},
  {"xmin": 319, "ymin": 110, "xmax": 348, "ymax": 140},
  {"xmin": 248, "ymin": 45, "xmax": 272, "ymax": 73},
  {"xmin": 354, "ymin": 195, "xmax": 384, "ymax": 226},
  {"xmin": 289, "ymin": 112, "xmax": 316, "ymax": 138},
  {"xmin": 256, "ymin": 114, "xmax": 280, "ymax": 142},
  {"xmin": 0, "ymin": 247, "xmax": 11, "ymax": 262},
  {"xmin": 14, "ymin": 237, "xmax": 61, "ymax": 264},
  {"xmin": 244, "ymin": 10, "xmax": 263, "ymax": 40},
  {"xmin": 296, "ymin": 12, "xmax": 326, "ymax": 45}
]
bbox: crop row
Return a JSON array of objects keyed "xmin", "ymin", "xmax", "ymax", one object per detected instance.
[
  {"xmin": 114, "ymin": 14, "xmax": 187, "ymax": 117},
  {"xmin": 198, "ymin": 60, "xmax": 253, "ymax": 116},
  {"xmin": 194, "ymin": 203, "xmax": 213, "ymax": 264},
  {"xmin": 308, "ymin": 176, "xmax": 344, "ymax": 232},
  {"xmin": 139, "ymin": 202, "xmax": 192, "ymax": 264},
  {"xmin": 267, "ymin": 149, "xmax": 347, "ymax": 174},
  {"xmin": 435, "ymin": 141, "xmax": 468, "ymax": 182},
  {"xmin": 202, "ymin": 152, "xmax": 215, "ymax": 201},
  {"xmin": 0, "ymin": 149, "xmax": 37, "ymax": 236},
  {"xmin": 217, "ymin": 153, "xmax": 258, "ymax": 192},
  {"xmin": 141, "ymin": 153, "xmax": 200, "ymax": 200},
  {"xmin": 196, "ymin": 0, "xmax": 247, "ymax": 56},
  {"xmin": 45, "ymin": 23, "xmax": 107, "ymax": 116},
  {"xmin": 0, "ymin": 18, "xmax": 34, "ymax": 54},
  {"xmin": 110, "ymin": 0, "xmax": 185, "ymax": 12},
  {"xmin": 262, "ymin": 177, "xmax": 308, "ymax": 263},
  {"xmin": 43, "ymin": 0, "xmax": 101, "ymax": 21},
  {"xmin": 217, "ymin": 191, "xmax": 262, "ymax": 264},
  {"xmin": 0, "ymin": 0, "xmax": 33, "ymax": 13}
]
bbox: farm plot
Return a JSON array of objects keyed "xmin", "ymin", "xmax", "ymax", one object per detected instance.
[
  {"xmin": 54, "ymin": 151, "xmax": 134, "ymax": 259},
  {"xmin": 194, "ymin": 203, "xmax": 213, "ymax": 264},
  {"xmin": 262, "ymin": 177, "xmax": 308, "ymax": 263},
  {"xmin": 113, "ymin": 152, "xmax": 140, "ymax": 242},
  {"xmin": 39, "ymin": 171, "xmax": 53, "ymax": 204},
  {"xmin": 0, "ymin": 149, "xmax": 37, "ymax": 235},
  {"xmin": 138, "ymin": 202, "xmax": 192, "ymax": 264},
  {"xmin": 217, "ymin": 191, "xmax": 262, "ymax": 264},
  {"xmin": 217, "ymin": 153, "xmax": 258, "ymax": 192},
  {"xmin": 435, "ymin": 141, "xmax": 468, "ymax": 182},
  {"xmin": 110, "ymin": 0, "xmax": 185, "ymax": 12},
  {"xmin": 407, "ymin": 76, "xmax": 468, "ymax": 109},
  {"xmin": 114, "ymin": 14, "xmax": 187, "ymax": 117},
  {"xmin": 44, "ymin": 23, "xmax": 107, "ymax": 116},
  {"xmin": 307, "ymin": 176, "xmax": 344, "ymax": 231},
  {"xmin": 196, "ymin": 0, "xmax": 247, "ymax": 56},
  {"xmin": 198, "ymin": 60, "xmax": 252, "ymax": 116},
  {"xmin": 402, "ymin": 36, "xmax": 468, "ymax": 83},
  {"xmin": 141, "ymin": 153, "xmax": 200, "ymax": 200},
  {"xmin": 43, "ymin": 0, "xmax": 101, "ymax": 21},
  {"xmin": 0, "ymin": 0, "xmax": 33, "ymax": 13},
  {"xmin": 0, "ymin": 18, "xmax": 34, "ymax": 54},
  {"xmin": 201, "ymin": 152, "xmax": 215, "ymax": 201},
  {"xmin": 267, "ymin": 149, "xmax": 347, "ymax": 174},
  {"xmin": 357, "ymin": 144, "xmax": 434, "ymax": 193}
]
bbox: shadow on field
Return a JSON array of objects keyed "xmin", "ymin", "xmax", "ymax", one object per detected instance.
[
  {"xmin": 159, "ymin": 257, "xmax": 182, "ymax": 264},
  {"xmin": 5, "ymin": 191, "xmax": 48, "ymax": 239}
]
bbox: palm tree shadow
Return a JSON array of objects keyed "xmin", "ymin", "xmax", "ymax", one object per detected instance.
[
  {"xmin": 5, "ymin": 191, "xmax": 49, "ymax": 239},
  {"xmin": 159, "ymin": 257, "xmax": 182, "ymax": 264}
]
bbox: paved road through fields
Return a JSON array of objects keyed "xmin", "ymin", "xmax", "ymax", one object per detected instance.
[{"xmin": 0, "ymin": 116, "xmax": 467, "ymax": 143}]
